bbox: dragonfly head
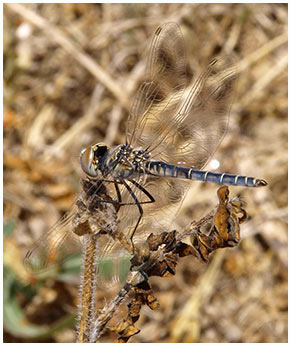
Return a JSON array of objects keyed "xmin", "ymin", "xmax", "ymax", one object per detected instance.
[{"xmin": 80, "ymin": 142, "xmax": 109, "ymax": 177}]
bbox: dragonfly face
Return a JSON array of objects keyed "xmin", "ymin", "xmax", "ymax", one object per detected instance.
[{"xmin": 80, "ymin": 142, "xmax": 109, "ymax": 177}]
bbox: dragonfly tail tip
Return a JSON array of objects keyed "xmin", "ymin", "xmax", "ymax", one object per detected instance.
[{"xmin": 256, "ymin": 179, "xmax": 268, "ymax": 187}]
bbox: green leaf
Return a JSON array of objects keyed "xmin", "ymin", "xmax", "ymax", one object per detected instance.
[
  {"xmin": 3, "ymin": 265, "xmax": 76, "ymax": 340},
  {"xmin": 4, "ymin": 220, "xmax": 16, "ymax": 237}
]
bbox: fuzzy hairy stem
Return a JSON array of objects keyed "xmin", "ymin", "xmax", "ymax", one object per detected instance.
[{"xmin": 76, "ymin": 234, "xmax": 99, "ymax": 342}]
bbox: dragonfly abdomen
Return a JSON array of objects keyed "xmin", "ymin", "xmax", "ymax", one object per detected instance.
[{"xmin": 147, "ymin": 161, "xmax": 267, "ymax": 187}]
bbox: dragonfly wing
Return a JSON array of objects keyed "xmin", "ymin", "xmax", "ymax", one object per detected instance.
[
  {"xmin": 24, "ymin": 177, "xmax": 119, "ymax": 274},
  {"xmin": 122, "ymin": 25, "xmax": 238, "ymax": 243},
  {"xmin": 126, "ymin": 22, "xmax": 187, "ymax": 148},
  {"xmin": 127, "ymin": 24, "xmax": 237, "ymax": 169},
  {"xmin": 93, "ymin": 235, "xmax": 131, "ymax": 290},
  {"xmin": 148, "ymin": 55, "xmax": 238, "ymax": 169},
  {"xmin": 24, "ymin": 203, "xmax": 82, "ymax": 273}
]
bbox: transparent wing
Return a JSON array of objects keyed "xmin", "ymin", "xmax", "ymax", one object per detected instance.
[
  {"xmin": 24, "ymin": 177, "xmax": 114, "ymax": 274},
  {"xmin": 94, "ymin": 235, "xmax": 131, "ymax": 290},
  {"xmin": 126, "ymin": 22, "xmax": 187, "ymax": 147},
  {"xmin": 147, "ymin": 56, "xmax": 238, "ymax": 168},
  {"xmin": 126, "ymin": 23, "xmax": 237, "ymax": 168},
  {"xmin": 24, "ymin": 203, "xmax": 82, "ymax": 273}
]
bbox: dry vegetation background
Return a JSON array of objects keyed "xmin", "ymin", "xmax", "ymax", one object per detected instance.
[{"xmin": 3, "ymin": 3, "xmax": 287, "ymax": 343}]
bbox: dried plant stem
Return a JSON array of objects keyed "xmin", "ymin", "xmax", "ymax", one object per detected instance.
[
  {"xmin": 101, "ymin": 186, "xmax": 248, "ymax": 342},
  {"xmin": 91, "ymin": 283, "xmax": 131, "ymax": 342},
  {"xmin": 178, "ymin": 211, "xmax": 214, "ymax": 240},
  {"xmin": 76, "ymin": 234, "xmax": 99, "ymax": 343}
]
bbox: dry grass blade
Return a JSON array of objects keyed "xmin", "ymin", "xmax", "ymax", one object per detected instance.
[
  {"xmin": 240, "ymin": 53, "xmax": 288, "ymax": 105},
  {"xmin": 46, "ymin": 84, "xmax": 105, "ymax": 159},
  {"xmin": 237, "ymin": 31, "xmax": 287, "ymax": 72},
  {"xmin": 169, "ymin": 250, "xmax": 226, "ymax": 342},
  {"xmin": 6, "ymin": 3, "xmax": 130, "ymax": 109}
]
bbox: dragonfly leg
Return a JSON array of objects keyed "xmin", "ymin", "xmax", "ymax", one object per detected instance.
[
  {"xmin": 85, "ymin": 179, "xmax": 146, "ymax": 207},
  {"xmin": 113, "ymin": 182, "xmax": 122, "ymax": 212},
  {"xmin": 117, "ymin": 179, "xmax": 156, "ymax": 247},
  {"xmin": 109, "ymin": 179, "xmax": 155, "ymax": 207},
  {"xmin": 128, "ymin": 179, "xmax": 155, "ymax": 205},
  {"xmin": 121, "ymin": 180, "xmax": 144, "ymax": 250}
]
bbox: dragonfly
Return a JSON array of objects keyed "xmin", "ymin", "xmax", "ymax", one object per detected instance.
[{"xmin": 25, "ymin": 23, "xmax": 267, "ymax": 282}]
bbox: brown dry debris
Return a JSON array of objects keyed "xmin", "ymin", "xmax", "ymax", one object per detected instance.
[{"xmin": 3, "ymin": 3, "xmax": 287, "ymax": 343}]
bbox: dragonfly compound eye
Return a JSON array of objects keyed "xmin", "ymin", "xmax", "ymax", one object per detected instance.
[
  {"xmin": 93, "ymin": 143, "xmax": 109, "ymax": 158},
  {"xmin": 80, "ymin": 146, "xmax": 98, "ymax": 177}
]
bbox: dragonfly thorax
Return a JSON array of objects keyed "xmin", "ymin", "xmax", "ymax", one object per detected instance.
[{"xmin": 103, "ymin": 144, "xmax": 151, "ymax": 179}]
